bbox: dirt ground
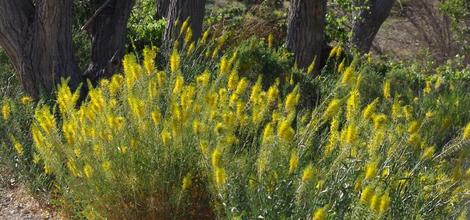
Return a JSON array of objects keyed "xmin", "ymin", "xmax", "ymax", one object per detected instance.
[{"xmin": 0, "ymin": 167, "xmax": 60, "ymax": 220}]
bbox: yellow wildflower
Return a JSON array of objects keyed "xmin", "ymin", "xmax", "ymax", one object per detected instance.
[
  {"xmin": 323, "ymin": 99, "xmax": 341, "ymax": 119},
  {"xmin": 278, "ymin": 119, "xmax": 295, "ymax": 142},
  {"xmin": 215, "ymin": 167, "xmax": 226, "ymax": 187},
  {"xmin": 184, "ymin": 27, "xmax": 193, "ymax": 45},
  {"xmin": 21, "ymin": 96, "xmax": 33, "ymax": 105},
  {"xmin": 170, "ymin": 49, "xmax": 180, "ymax": 73},
  {"xmin": 463, "ymin": 122, "xmax": 470, "ymax": 140},
  {"xmin": 420, "ymin": 146, "xmax": 435, "ymax": 160},
  {"xmin": 235, "ymin": 78, "xmax": 249, "ymax": 95},
  {"xmin": 338, "ymin": 59, "xmax": 345, "ymax": 73},
  {"xmin": 143, "ymin": 46, "xmax": 157, "ymax": 75},
  {"xmin": 289, "ymin": 152, "xmax": 299, "ymax": 174},
  {"xmin": 379, "ymin": 193, "xmax": 391, "ymax": 214},
  {"xmin": 161, "ymin": 130, "xmax": 171, "ymax": 145},
  {"xmin": 285, "ymin": 86, "xmax": 300, "ymax": 112},
  {"xmin": 370, "ymin": 193, "xmax": 381, "ymax": 212},
  {"xmin": 373, "ymin": 114, "xmax": 387, "ymax": 130},
  {"xmin": 312, "ymin": 206, "xmax": 327, "ymax": 220},
  {"xmin": 341, "ymin": 66, "xmax": 354, "ymax": 85},
  {"xmin": 364, "ymin": 161, "xmax": 378, "ymax": 181},
  {"xmin": 362, "ymin": 99, "xmax": 379, "ymax": 120},
  {"xmin": 301, "ymin": 164, "xmax": 314, "ymax": 183},
  {"xmin": 227, "ymin": 70, "xmax": 239, "ymax": 90},
  {"xmin": 383, "ymin": 80, "xmax": 391, "ymax": 100},
  {"xmin": 84, "ymin": 164, "xmax": 93, "ymax": 178},
  {"xmin": 360, "ymin": 186, "xmax": 373, "ymax": 204},
  {"xmin": 182, "ymin": 174, "xmax": 192, "ymax": 190},
  {"xmin": 2, "ymin": 101, "xmax": 11, "ymax": 120},
  {"xmin": 268, "ymin": 33, "xmax": 274, "ymax": 49},
  {"xmin": 220, "ymin": 56, "xmax": 228, "ymax": 75},
  {"xmin": 212, "ymin": 147, "xmax": 222, "ymax": 168}
]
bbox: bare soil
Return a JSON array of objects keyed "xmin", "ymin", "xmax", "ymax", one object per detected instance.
[{"xmin": 0, "ymin": 167, "xmax": 60, "ymax": 220}]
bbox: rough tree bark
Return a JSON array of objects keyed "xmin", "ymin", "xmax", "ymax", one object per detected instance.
[
  {"xmin": 351, "ymin": 0, "xmax": 396, "ymax": 54},
  {"xmin": 163, "ymin": 0, "xmax": 206, "ymax": 49},
  {"xmin": 0, "ymin": 0, "xmax": 135, "ymax": 98},
  {"xmin": 286, "ymin": 0, "xmax": 327, "ymax": 70},
  {"xmin": 0, "ymin": 0, "xmax": 80, "ymax": 98},
  {"xmin": 83, "ymin": 0, "xmax": 135, "ymax": 85},
  {"xmin": 156, "ymin": 0, "xmax": 171, "ymax": 20}
]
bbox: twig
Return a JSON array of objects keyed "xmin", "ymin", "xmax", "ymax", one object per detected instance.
[{"xmin": 80, "ymin": 0, "xmax": 113, "ymax": 32}]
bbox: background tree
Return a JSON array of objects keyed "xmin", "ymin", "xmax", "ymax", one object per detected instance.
[
  {"xmin": 351, "ymin": 0, "xmax": 396, "ymax": 53},
  {"xmin": 286, "ymin": 0, "xmax": 327, "ymax": 70},
  {"xmin": 163, "ymin": 0, "xmax": 207, "ymax": 49},
  {"xmin": 0, "ymin": 0, "xmax": 134, "ymax": 98},
  {"xmin": 156, "ymin": 0, "xmax": 171, "ymax": 19}
]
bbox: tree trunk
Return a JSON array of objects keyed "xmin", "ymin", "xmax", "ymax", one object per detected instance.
[
  {"xmin": 156, "ymin": 0, "xmax": 171, "ymax": 20},
  {"xmin": 0, "ymin": 0, "xmax": 81, "ymax": 98},
  {"xmin": 351, "ymin": 0, "xmax": 396, "ymax": 54},
  {"xmin": 286, "ymin": 0, "xmax": 327, "ymax": 70},
  {"xmin": 83, "ymin": 0, "xmax": 135, "ymax": 85},
  {"xmin": 163, "ymin": 0, "xmax": 206, "ymax": 50}
]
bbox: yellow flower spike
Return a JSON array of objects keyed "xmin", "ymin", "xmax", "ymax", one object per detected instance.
[
  {"xmin": 196, "ymin": 70, "xmax": 210, "ymax": 86},
  {"xmin": 102, "ymin": 161, "xmax": 111, "ymax": 172},
  {"xmin": 267, "ymin": 33, "xmax": 274, "ymax": 49},
  {"xmin": 182, "ymin": 174, "xmax": 192, "ymax": 190},
  {"xmin": 21, "ymin": 96, "xmax": 33, "ymax": 105},
  {"xmin": 338, "ymin": 59, "xmax": 346, "ymax": 73},
  {"xmin": 227, "ymin": 70, "xmax": 239, "ymax": 90},
  {"xmin": 285, "ymin": 85, "xmax": 300, "ymax": 112},
  {"xmin": 328, "ymin": 46, "xmax": 338, "ymax": 59},
  {"xmin": 383, "ymin": 80, "xmax": 391, "ymax": 100},
  {"xmin": 307, "ymin": 58, "xmax": 316, "ymax": 75},
  {"xmin": 109, "ymin": 74, "xmax": 123, "ymax": 96},
  {"xmin": 322, "ymin": 99, "xmax": 341, "ymax": 120},
  {"xmin": 173, "ymin": 74, "xmax": 184, "ymax": 95},
  {"xmin": 215, "ymin": 167, "xmax": 226, "ymax": 187},
  {"xmin": 360, "ymin": 186, "xmax": 373, "ymax": 204},
  {"xmin": 382, "ymin": 167, "xmax": 390, "ymax": 178},
  {"xmin": 312, "ymin": 206, "xmax": 327, "ymax": 220},
  {"xmin": 156, "ymin": 71, "xmax": 166, "ymax": 87},
  {"xmin": 364, "ymin": 161, "xmax": 378, "ymax": 181},
  {"xmin": 161, "ymin": 130, "xmax": 171, "ymax": 145},
  {"xmin": 10, "ymin": 136, "xmax": 24, "ymax": 156},
  {"xmin": 67, "ymin": 160, "xmax": 80, "ymax": 177},
  {"xmin": 344, "ymin": 124, "xmax": 358, "ymax": 144},
  {"xmin": 346, "ymin": 89, "xmax": 360, "ymax": 120},
  {"xmin": 35, "ymin": 105, "xmax": 56, "ymax": 134},
  {"xmin": 180, "ymin": 18, "xmax": 189, "ymax": 35},
  {"xmin": 262, "ymin": 123, "xmax": 274, "ymax": 144},
  {"xmin": 143, "ymin": 46, "xmax": 157, "ymax": 75},
  {"xmin": 463, "ymin": 122, "xmax": 470, "ymax": 140},
  {"xmin": 267, "ymin": 84, "xmax": 279, "ymax": 105},
  {"xmin": 187, "ymin": 42, "xmax": 195, "ymax": 55},
  {"xmin": 84, "ymin": 164, "xmax": 94, "ymax": 178},
  {"xmin": 211, "ymin": 147, "xmax": 222, "ymax": 168},
  {"xmin": 341, "ymin": 66, "xmax": 354, "ymax": 85},
  {"xmin": 170, "ymin": 49, "xmax": 180, "ymax": 73},
  {"xmin": 424, "ymin": 80, "xmax": 432, "ymax": 94},
  {"xmin": 201, "ymin": 30, "xmax": 210, "ymax": 44},
  {"xmin": 370, "ymin": 192, "xmax": 381, "ymax": 212},
  {"xmin": 278, "ymin": 119, "xmax": 295, "ymax": 142},
  {"xmin": 235, "ymin": 78, "xmax": 249, "ymax": 95},
  {"xmin": 219, "ymin": 56, "xmax": 228, "ymax": 75},
  {"xmin": 362, "ymin": 99, "xmax": 379, "ymax": 120},
  {"xmin": 184, "ymin": 27, "xmax": 193, "ymax": 46},
  {"xmin": 288, "ymin": 152, "xmax": 299, "ymax": 174},
  {"xmin": 379, "ymin": 193, "xmax": 391, "ymax": 214},
  {"xmin": 372, "ymin": 114, "xmax": 387, "ymax": 130},
  {"xmin": 2, "ymin": 101, "xmax": 11, "ymax": 120},
  {"xmin": 354, "ymin": 179, "xmax": 362, "ymax": 192},
  {"xmin": 420, "ymin": 146, "xmax": 435, "ymax": 160},
  {"xmin": 301, "ymin": 164, "xmax": 314, "ymax": 183}
]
